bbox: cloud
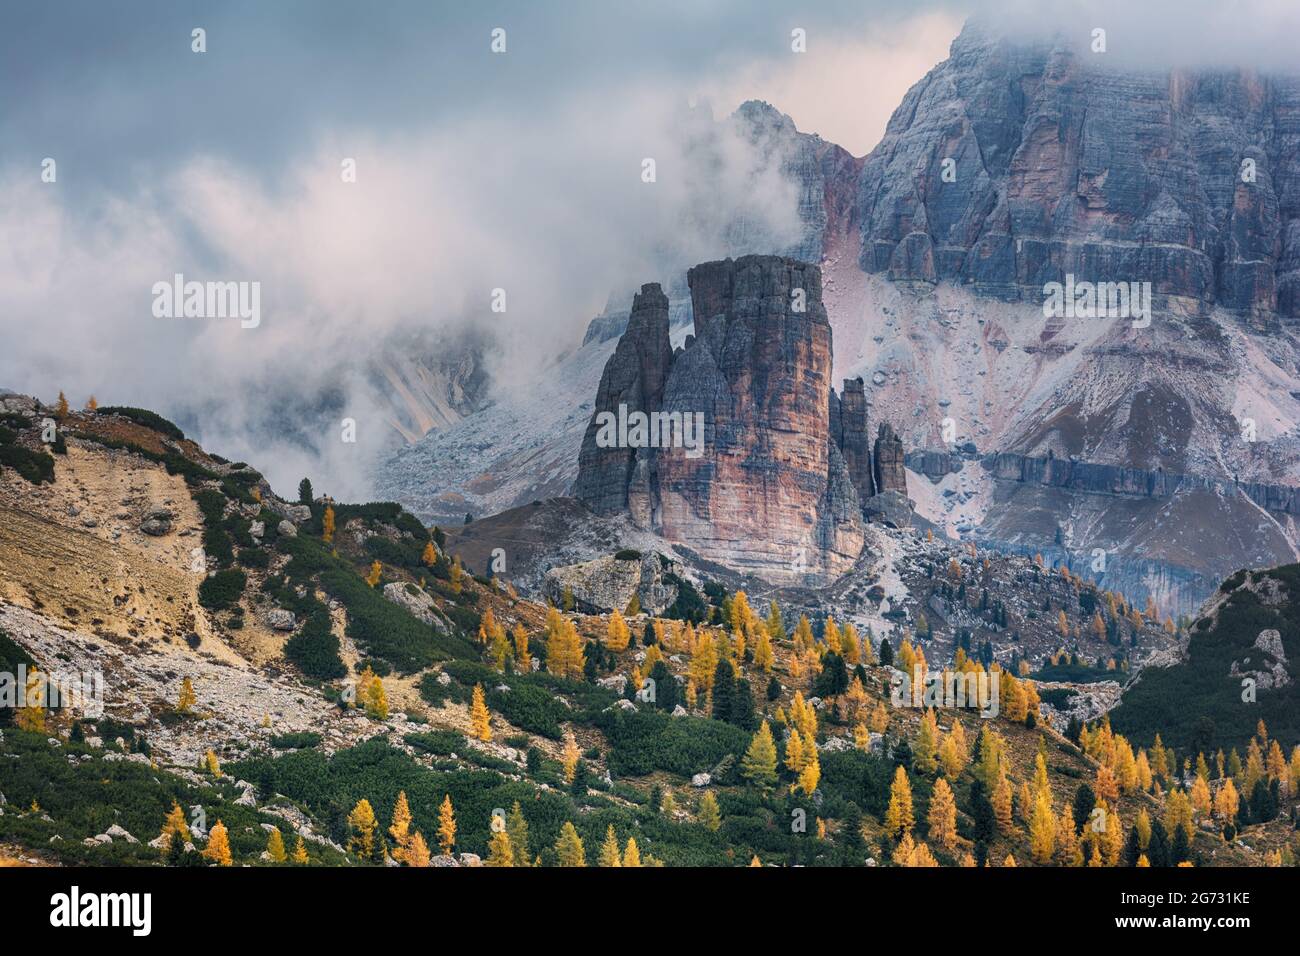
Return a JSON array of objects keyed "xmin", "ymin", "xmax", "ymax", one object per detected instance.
[
  {"xmin": 700, "ymin": 12, "xmax": 964, "ymax": 156},
  {"xmin": 966, "ymin": 0, "xmax": 1300, "ymax": 71},
  {"xmin": 0, "ymin": 84, "xmax": 805, "ymax": 501},
  {"xmin": 7, "ymin": 0, "xmax": 1296, "ymax": 506}
]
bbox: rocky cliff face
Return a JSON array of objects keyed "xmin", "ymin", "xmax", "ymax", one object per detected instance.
[
  {"xmin": 372, "ymin": 328, "xmax": 491, "ymax": 444},
  {"xmin": 905, "ymin": 446, "xmax": 1299, "ymax": 615},
  {"xmin": 873, "ymin": 423, "xmax": 908, "ymax": 494},
  {"xmin": 857, "ymin": 22, "xmax": 1300, "ymax": 324},
  {"xmin": 830, "ymin": 377, "xmax": 875, "ymax": 502},
  {"xmin": 732, "ymin": 101, "xmax": 863, "ymax": 266},
  {"xmin": 575, "ymin": 255, "xmax": 866, "ymax": 585},
  {"xmin": 573, "ymin": 284, "xmax": 675, "ymax": 515}
]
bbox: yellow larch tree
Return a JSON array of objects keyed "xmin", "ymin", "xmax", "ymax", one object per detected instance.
[
  {"xmin": 1029, "ymin": 790, "xmax": 1056, "ymax": 864},
  {"xmin": 361, "ymin": 667, "xmax": 388, "ymax": 720},
  {"xmin": 598, "ymin": 825, "xmax": 622, "ymax": 867},
  {"xmin": 796, "ymin": 736, "xmax": 820, "ymax": 796},
  {"xmin": 869, "ymin": 701, "xmax": 889, "ymax": 734},
  {"xmin": 1190, "ymin": 775, "xmax": 1211, "ymax": 817},
  {"xmin": 486, "ymin": 829, "xmax": 514, "ymax": 867},
  {"xmin": 1164, "ymin": 789, "xmax": 1194, "ymax": 845},
  {"xmin": 913, "ymin": 709, "xmax": 939, "ymax": 775},
  {"xmin": 789, "ymin": 691, "xmax": 818, "ymax": 739},
  {"xmin": 1214, "ymin": 777, "xmax": 1240, "ymax": 823},
  {"xmin": 698, "ymin": 791, "xmax": 721, "ymax": 832},
  {"xmin": 437, "ymin": 794, "xmax": 457, "ymax": 856},
  {"xmin": 752, "ymin": 628, "xmax": 774, "ymax": 673},
  {"xmin": 389, "ymin": 791, "xmax": 413, "ymax": 861},
  {"xmin": 15, "ymin": 669, "xmax": 46, "ymax": 732},
  {"xmin": 512, "ymin": 624, "xmax": 531, "ymax": 672},
  {"xmin": 843, "ymin": 677, "xmax": 869, "ymax": 723},
  {"xmin": 1056, "ymin": 805, "xmax": 1082, "ymax": 867},
  {"xmin": 622, "ymin": 837, "xmax": 641, "ymax": 867},
  {"xmin": 506, "ymin": 802, "xmax": 531, "ymax": 866},
  {"xmin": 554, "ymin": 822, "xmax": 586, "ymax": 867},
  {"xmin": 176, "ymin": 676, "xmax": 196, "ymax": 714},
  {"xmin": 347, "ymin": 799, "xmax": 378, "ymax": 858},
  {"xmin": 561, "ymin": 729, "xmax": 581, "ymax": 783},
  {"xmin": 823, "ymin": 616, "xmax": 843, "ymax": 655},
  {"xmin": 470, "ymin": 683, "xmax": 491, "ymax": 741},
  {"xmin": 854, "ymin": 723, "xmax": 871, "ymax": 751},
  {"xmin": 266, "ymin": 827, "xmax": 287, "ymax": 863},
  {"xmin": 842, "ymin": 622, "xmax": 861, "ymax": 665},
  {"xmin": 939, "ymin": 719, "xmax": 967, "ymax": 778},
  {"xmin": 740, "ymin": 721, "xmax": 778, "ymax": 789},
  {"xmin": 885, "ymin": 766, "xmax": 915, "ymax": 838},
  {"xmin": 159, "ymin": 801, "xmax": 191, "ymax": 852},
  {"xmin": 928, "ymin": 776, "xmax": 958, "ymax": 850},
  {"xmin": 784, "ymin": 727, "xmax": 805, "ymax": 774},
  {"xmin": 606, "ymin": 608, "xmax": 630, "ymax": 651},
  {"xmin": 992, "ymin": 776, "xmax": 1014, "ymax": 834},
  {"xmin": 478, "ymin": 607, "xmax": 499, "ymax": 646},
  {"xmin": 545, "ymin": 611, "xmax": 585, "ymax": 679},
  {"xmin": 405, "ymin": 831, "xmax": 431, "ymax": 867},
  {"xmin": 1095, "ymin": 764, "xmax": 1120, "ymax": 804},
  {"xmin": 688, "ymin": 630, "xmax": 718, "ymax": 692},
  {"xmin": 203, "ymin": 820, "xmax": 233, "ymax": 866}
]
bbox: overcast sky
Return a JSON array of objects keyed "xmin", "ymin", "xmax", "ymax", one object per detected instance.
[{"xmin": 2, "ymin": 0, "xmax": 1297, "ymax": 499}]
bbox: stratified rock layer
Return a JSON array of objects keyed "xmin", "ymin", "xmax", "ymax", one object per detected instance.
[
  {"xmin": 873, "ymin": 423, "xmax": 907, "ymax": 494},
  {"xmin": 832, "ymin": 377, "xmax": 876, "ymax": 502},
  {"xmin": 573, "ymin": 284, "xmax": 674, "ymax": 515},
  {"xmin": 575, "ymin": 255, "xmax": 866, "ymax": 585},
  {"xmin": 857, "ymin": 22, "xmax": 1300, "ymax": 323}
]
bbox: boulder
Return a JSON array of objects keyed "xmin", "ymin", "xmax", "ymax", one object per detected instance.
[
  {"xmin": 264, "ymin": 609, "xmax": 297, "ymax": 632},
  {"xmin": 382, "ymin": 582, "xmax": 446, "ymax": 631},
  {"xmin": 544, "ymin": 551, "xmax": 677, "ymax": 616},
  {"xmin": 105, "ymin": 823, "xmax": 138, "ymax": 844}
]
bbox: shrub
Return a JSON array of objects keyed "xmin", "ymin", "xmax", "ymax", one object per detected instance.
[
  {"xmin": 95, "ymin": 406, "xmax": 185, "ymax": 439},
  {"xmin": 418, "ymin": 672, "xmax": 463, "ymax": 707},
  {"xmin": 600, "ymin": 711, "xmax": 748, "ymax": 778},
  {"xmin": 0, "ymin": 443, "xmax": 55, "ymax": 484},
  {"xmin": 193, "ymin": 489, "xmax": 227, "ymax": 524},
  {"xmin": 364, "ymin": 535, "xmax": 422, "ymax": 568},
  {"xmin": 284, "ymin": 607, "xmax": 346, "ymax": 680},
  {"xmin": 662, "ymin": 574, "xmax": 708, "ymax": 623},
  {"xmin": 198, "ymin": 569, "xmax": 246, "ymax": 610},
  {"xmin": 318, "ymin": 568, "xmax": 474, "ymax": 672},
  {"xmin": 202, "ymin": 526, "xmax": 234, "ymax": 567},
  {"xmin": 237, "ymin": 547, "xmax": 270, "ymax": 570},
  {"xmin": 0, "ymin": 629, "xmax": 34, "ymax": 727},
  {"xmin": 487, "ymin": 683, "xmax": 567, "ymax": 740},
  {"xmin": 404, "ymin": 729, "xmax": 466, "ymax": 756}
]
